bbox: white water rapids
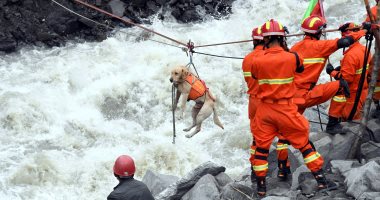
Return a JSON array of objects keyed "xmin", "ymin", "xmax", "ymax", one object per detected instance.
[{"xmin": 0, "ymin": 0, "xmax": 370, "ymax": 199}]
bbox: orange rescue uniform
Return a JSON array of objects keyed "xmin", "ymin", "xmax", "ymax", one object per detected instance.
[
  {"xmin": 329, "ymin": 42, "xmax": 371, "ymax": 120},
  {"xmin": 290, "ymin": 32, "xmax": 366, "ymax": 114},
  {"xmin": 243, "ymin": 45, "xmax": 289, "ymax": 167},
  {"xmin": 250, "ymin": 46, "xmax": 323, "ymax": 177},
  {"xmin": 242, "ymin": 45, "xmax": 265, "ymax": 165}
]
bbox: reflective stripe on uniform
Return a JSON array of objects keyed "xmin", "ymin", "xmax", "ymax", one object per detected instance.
[
  {"xmin": 375, "ymin": 87, "xmax": 380, "ymax": 93},
  {"xmin": 356, "ymin": 64, "xmax": 370, "ymax": 74},
  {"xmin": 276, "ymin": 143, "xmax": 289, "ymax": 150},
  {"xmin": 258, "ymin": 77, "xmax": 294, "ymax": 85},
  {"xmin": 333, "ymin": 96, "xmax": 347, "ymax": 102},
  {"xmin": 243, "ymin": 72, "xmax": 252, "ymax": 77},
  {"xmin": 250, "ymin": 149, "xmax": 256, "ymax": 155},
  {"xmin": 303, "ymin": 58, "xmax": 325, "ymax": 64},
  {"xmin": 304, "ymin": 152, "xmax": 321, "ymax": 164},
  {"xmin": 253, "ymin": 163, "xmax": 269, "ymax": 171}
]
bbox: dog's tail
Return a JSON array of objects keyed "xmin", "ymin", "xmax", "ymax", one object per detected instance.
[{"xmin": 213, "ymin": 107, "xmax": 224, "ymax": 130}]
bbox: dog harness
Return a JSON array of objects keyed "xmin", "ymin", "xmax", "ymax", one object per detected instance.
[{"xmin": 185, "ymin": 74, "xmax": 207, "ymax": 100}]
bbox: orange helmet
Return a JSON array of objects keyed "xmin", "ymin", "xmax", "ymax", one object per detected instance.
[
  {"xmin": 341, "ymin": 22, "xmax": 360, "ymax": 37},
  {"xmin": 252, "ymin": 27, "xmax": 263, "ymax": 40},
  {"xmin": 261, "ymin": 19, "xmax": 286, "ymax": 36},
  {"xmin": 113, "ymin": 155, "xmax": 136, "ymax": 177},
  {"xmin": 301, "ymin": 15, "xmax": 327, "ymax": 34}
]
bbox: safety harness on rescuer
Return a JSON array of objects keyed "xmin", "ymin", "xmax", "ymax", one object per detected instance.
[{"xmin": 185, "ymin": 73, "xmax": 215, "ymax": 102}]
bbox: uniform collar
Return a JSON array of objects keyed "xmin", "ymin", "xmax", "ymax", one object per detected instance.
[
  {"xmin": 264, "ymin": 46, "xmax": 284, "ymax": 54},
  {"xmin": 304, "ymin": 35, "xmax": 318, "ymax": 40},
  {"xmin": 254, "ymin": 44, "xmax": 264, "ymax": 50}
]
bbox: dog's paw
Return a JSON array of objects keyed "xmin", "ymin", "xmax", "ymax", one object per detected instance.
[
  {"xmin": 185, "ymin": 133, "xmax": 194, "ymax": 138},
  {"xmin": 183, "ymin": 128, "xmax": 191, "ymax": 132}
]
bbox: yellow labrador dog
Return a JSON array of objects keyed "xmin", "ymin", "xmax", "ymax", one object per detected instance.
[{"xmin": 170, "ymin": 65, "xmax": 224, "ymax": 138}]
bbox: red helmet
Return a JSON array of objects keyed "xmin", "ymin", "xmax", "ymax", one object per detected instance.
[
  {"xmin": 261, "ymin": 19, "xmax": 286, "ymax": 36},
  {"xmin": 113, "ymin": 155, "xmax": 136, "ymax": 177},
  {"xmin": 341, "ymin": 22, "xmax": 360, "ymax": 37},
  {"xmin": 301, "ymin": 15, "xmax": 327, "ymax": 34},
  {"xmin": 252, "ymin": 27, "xmax": 263, "ymax": 40}
]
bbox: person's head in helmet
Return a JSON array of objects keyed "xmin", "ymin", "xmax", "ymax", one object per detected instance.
[
  {"xmin": 340, "ymin": 22, "xmax": 361, "ymax": 37},
  {"xmin": 113, "ymin": 155, "xmax": 136, "ymax": 180},
  {"xmin": 301, "ymin": 15, "xmax": 327, "ymax": 40},
  {"xmin": 261, "ymin": 19, "xmax": 288, "ymax": 50},
  {"xmin": 251, "ymin": 27, "xmax": 264, "ymax": 48}
]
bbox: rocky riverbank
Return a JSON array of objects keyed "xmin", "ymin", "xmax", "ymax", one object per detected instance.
[
  {"xmin": 141, "ymin": 111, "xmax": 380, "ymax": 199},
  {"xmin": 0, "ymin": 0, "xmax": 234, "ymax": 53}
]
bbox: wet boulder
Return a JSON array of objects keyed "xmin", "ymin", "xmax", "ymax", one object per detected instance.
[
  {"xmin": 108, "ymin": 0, "xmax": 127, "ymax": 17},
  {"xmin": 155, "ymin": 161, "xmax": 225, "ymax": 200},
  {"xmin": 142, "ymin": 170, "xmax": 179, "ymax": 196},
  {"xmin": 181, "ymin": 174, "xmax": 220, "ymax": 200},
  {"xmin": 333, "ymin": 160, "xmax": 380, "ymax": 199},
  {"xmin": 220, "ymin": 181, "xmax": 254, "ymax": 200}
]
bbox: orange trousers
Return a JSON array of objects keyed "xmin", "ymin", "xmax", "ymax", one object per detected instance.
[
  {"xmin": 296, "ymin": 81, "xmax": 340, "ymax": 114},
  {"xmin": 275, "ymin": 81, "xmax": 339, "ymax": 167},
  {"xmin": 252, "ymin": 101, "xmax": 324, "ymax": 177},
  {"xmin": 248, "ymin": 97, "xmax": 289, "ymax": 167},
  {"xmin": 329, "ymin": 90, "xmax": 368, "ymax": 120}
]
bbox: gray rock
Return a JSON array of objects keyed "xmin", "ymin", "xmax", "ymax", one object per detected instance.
[
  {"xmin": 361, "ymin": 142, "xmax": 380, "ymax": 160},
  {"xmin": 367, "ymin": 118, "xmax": 380, "ymax": 142},
  {"xmin": 220, "ymin": 181, "xmax": 254, "ymax": 200},
  {"xmin": 155, "ymin": 161, "xmax": 226, "ymax": 200},
  {"xmin": 291, "ymin": 165, "xmax": 309, "ymax": 190},
  {"xmin": 266, "ymin": 177, "xmax": 291, "ymax": 196},
  {"xmin": 330, "ymin": 160, "xmax": 358, "ymax": 174},
  {"xmin": 262, "ymin": 197, "xmax": 290, "ymax": 200},
  {"xmin": 142, "ymin": 170, "xmax": 179, "ymax": 196},
  {"xmin": 0, "ymin": 39, "xmax": 17, "ymax": 52},
  {"xmin": 358, "ymin": 192, "xmax": 380, "ymax": 200},
  {"xmin": 267, "ymin": 146, "xmax": 301, "ymax": 178},
  {"xmin": 214, "ymin": 172, "xmax": 233, "ymax": 189},
  {"xmin": 147, "ymin": 1, "xmax": 159, "ymax": 12},
  {"xmin": 343, "ymin": 161, "xmax": 380, "ymax": 199},
  {"xmin": 181, "ymin": 174, "xmax": 220, "ymax": 200},
  {"xmin": 156, "ymin": 0, "xmax": 169, "ymax": 6},
  {"xmin": 298, "ymin": 172, "xmax": 317, "ymax": 195},
  {"xmin": 108, "ymin": 0, "xmax": 126, "ymax": 17}
]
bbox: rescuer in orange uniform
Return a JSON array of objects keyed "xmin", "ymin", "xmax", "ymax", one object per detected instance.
[
  {"xmin": 326, "ymin": 23, "xmax": 372, "ymax": 133},
  {"xmin": 243, "ymin": 27, "xmax": 291, "ymax": 183},
  {"xmin": 250, "ymin": 19, "xmax": 336, "ymax": 196},
  {"xmin": 290, "ymin": 16, "xmax": 368, "ymax": 115},
  {"xmin": 242, "ymin": 27, "xmax": 265, "ymax": 183}
]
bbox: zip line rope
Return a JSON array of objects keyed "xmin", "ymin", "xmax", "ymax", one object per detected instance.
[{"xmin": 193, "ymin": 51, "xmax": 244, "ymax": 59}]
